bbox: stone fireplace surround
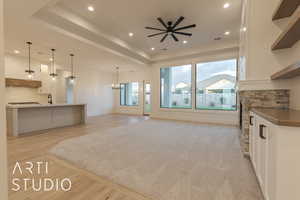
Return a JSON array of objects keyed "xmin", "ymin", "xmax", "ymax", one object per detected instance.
[{"xmin": 238, "ymin": 90, "xmax": 289, "ymax": 155}]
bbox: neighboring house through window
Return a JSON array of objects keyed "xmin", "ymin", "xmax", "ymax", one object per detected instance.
[
  {"xmin": 196, "ymin": 59, "xmax": 237, "ymax": 110},
  {"xmin": 159, "ymin": 59, "xmax": 237, "ymax": 111}
]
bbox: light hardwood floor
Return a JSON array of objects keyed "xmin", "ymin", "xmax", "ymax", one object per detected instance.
[
  {"xmin": 7, "ymin": 114, "xmax": 261, "ymax": 200},
  {"xmin": 8, "ymin": 114, "xmax": 150, "ymax": 200}
]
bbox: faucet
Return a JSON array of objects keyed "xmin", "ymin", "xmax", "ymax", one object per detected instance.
[{"xmin": 48, "ymin": 94, "xmax": 53, "ymax": 104}]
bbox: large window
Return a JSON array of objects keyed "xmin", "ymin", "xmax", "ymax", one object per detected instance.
[
  {"xmin": 196, "ymin": 59, "xmax": 237, "ymax": 111},
  {"xmin": 160, "ymin": 65, "xmax": 192, "ymax": 109},
  {"xmin": 120, "ymin": 82, "xmax": 139, "ymax": 106}
]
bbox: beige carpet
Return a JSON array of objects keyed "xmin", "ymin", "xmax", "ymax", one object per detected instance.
[{"xmin": 50, "ymin": 119, "xmax": 263, "ymax": 200}]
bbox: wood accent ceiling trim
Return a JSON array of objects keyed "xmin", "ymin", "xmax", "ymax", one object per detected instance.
[{"xmin": 5, "ymin": 78, "xmax": 42, "ymax": 88}]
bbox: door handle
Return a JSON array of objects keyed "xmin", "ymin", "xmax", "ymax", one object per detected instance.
[
  {"xmin": 259, "ymin": 124, "xmax": 266, "ymax": 140},
  {"xmin": 249, "ymin": 116, "xmax": 254, "ymax": 126}
]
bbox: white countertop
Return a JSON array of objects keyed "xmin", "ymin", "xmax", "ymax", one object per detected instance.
[{"xmin": 6, "ymin": 103, "xmax": 86, "ymax": 109}]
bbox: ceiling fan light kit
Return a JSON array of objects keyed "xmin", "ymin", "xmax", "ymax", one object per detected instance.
[{"xmin": 146, "ymin": 16, "xmax": 196, "ymax": 43}]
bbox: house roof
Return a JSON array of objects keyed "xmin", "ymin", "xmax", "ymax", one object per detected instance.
[{"xmin": 197, "ymin": 74, "xmax": 236, "ymax": 90}]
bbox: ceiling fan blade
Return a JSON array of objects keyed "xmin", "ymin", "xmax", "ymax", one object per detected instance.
[
  {"xmin": 174, "ymin": 32, "xmax": 192, "ymax": 36},
  {"xmin": 160, "ymin": 34, "xmax": 168, "ymax": 43},
  {"xmin": 172, "ymin": 16, "xmax": 184, "ymax": 29},
  {"xmin": 157, "ymin": 17, "xmax": 168, "ymax": 29},
  {"xmin": 147, "ymin": 32, "xmax": 167, "ymax": 37},
  {"xmin": 145, "ymin": 27, "xmax": 166, "ymax": 31},
  {"xmin": 174, "ymin": 24, "xmax": 196, "ymax": 32},
  {"xmin": 171, "ymin": 33, "xmax": 179, "ymax": 42}
]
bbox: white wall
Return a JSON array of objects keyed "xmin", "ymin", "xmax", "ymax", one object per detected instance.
[
  {"xmin": 5, "ymin": 53, "xmax": 47, "ymax": 80},
  {"xmin": 239, "ymin": 0, "xmax": 300, "ymax": 110},
  {"xmin": 4, "ymin": 54, "xmax": 52, "ymax": 103},
  {"xmin": 74, "ymin": 67, "xmax": 114, "ymax": 117},
  {"xmin": 114, "ymin": 48, "xmax": 239, "ymax": 125},
  {"xmin": 6, "ymin": 87, "xmax": 48, "ymax": 104},
  {"xmin": 0, "ymin": 0, "xmax": 8, "ymax": 198},
  {"xmin": 4, "ymin": 53, "xmax": 114, "ymax": 117},
  {"xmin": 54, "ymin": 70, "xmax": 70, "ymax": 103}
]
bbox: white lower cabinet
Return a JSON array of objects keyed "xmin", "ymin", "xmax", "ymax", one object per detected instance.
[{"xmin": 249, "ymin": 112, "xmax": 300, "ymax": 200}]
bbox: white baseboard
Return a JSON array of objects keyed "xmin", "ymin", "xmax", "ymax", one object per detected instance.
[{"xmin": 151, "ymin": 111, "xmax": 239, "ymax": 126}]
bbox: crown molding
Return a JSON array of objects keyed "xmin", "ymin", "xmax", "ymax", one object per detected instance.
[{"xmin": 238, "ymin": 79, "xmax": 292, "ymax": 91}]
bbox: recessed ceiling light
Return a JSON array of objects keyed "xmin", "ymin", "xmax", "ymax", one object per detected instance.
[
  {"xmin": 87, "ymin": 6, "xmax": 95, "ymax": 12},
  {"xmin": 183, "ymin": 40, "xmax": 188, "ymax": 44},
  {"xmin": 223, "ymin": 3, "xmax": 230, "ymax": 8},
  {"xmin": 151, "ymin": 47, "xmax": 155, "ymax": 51},
  {"xmin": 224, "ymin": 31, "xmax": 230, "ymax": 35},
  {"xmin": 242, "ymin": 27, "xmax": 247, "ymax": 32},
  {"xmin": 129, "ymin": 32, "xmax": 134, "ymax": 37},
  {"xmin": 14, "ymin": 50, "xmax": 20, "ymax": 54}
]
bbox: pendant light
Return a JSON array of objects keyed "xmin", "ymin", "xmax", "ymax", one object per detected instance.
[
  {"xmin": 112, "ymin": 67, "xmax": 120, "ymax": 89},
  {"xmin": 25, "ymin": 42, "xmax": 34, "ymax": 79},
  {"xmin": 69, "ymin": 53, "xmax": 76, "ymax": 83},
  {"xmin": 49, "ymin": 48, "xmax": 58, "ymax": 80}
]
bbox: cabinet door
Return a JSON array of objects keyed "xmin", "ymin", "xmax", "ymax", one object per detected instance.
[
  {"xmin": 266, "ymin": 123, "xmax": 276, "ymax": 200},
  {"xmin": 253, "ymin": 114, "xmax": 260, "ymax": 173},
  {"xmin": 249, "ymin": 112, "xmax": 256, "ymax": 167},
  {"xmin": 256, "ymin": 116, "xmax": 270, "ymax": 199}
]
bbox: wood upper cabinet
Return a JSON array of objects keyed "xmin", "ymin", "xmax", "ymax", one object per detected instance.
[
  {"xmin": 249, "ymin": 112, "xmax": 300, "ymax": 200},
  {"xmin": 249, "ymin": 114, "xmax": 256, "ymax": 169}
]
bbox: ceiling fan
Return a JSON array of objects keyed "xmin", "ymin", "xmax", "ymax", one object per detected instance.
[{"xmin": 145, "ymin": 16, "xmax": 196, "ymax": 43}]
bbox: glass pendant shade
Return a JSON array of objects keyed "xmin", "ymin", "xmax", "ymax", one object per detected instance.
[
  {"xmin": 69, "ymin": 54, "xmax": 76, "ymax": 83},
  {"xmin": 25, "ymin": 42, "xmax": 34, "ymax": 79},
  {"xmin": 49, "ymin": 48, "xmax": 58, "ymax": 80},
  {"xmin": 112, "ymin": 67, "xmax": 121, "ymax": 89}
]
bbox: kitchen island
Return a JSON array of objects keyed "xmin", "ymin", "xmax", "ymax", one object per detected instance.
[{"xmin": 6, "ymin": 104, "xmax": 87, "ymax": 136}]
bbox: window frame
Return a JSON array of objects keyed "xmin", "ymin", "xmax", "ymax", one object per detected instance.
[
  {"xmin": 194, "ymin": 59, "xmax": 238, "ymax": 111},
  {"xmin": 159, "ymin": 64, "xmax": 193, "ymax": 109},
  {"xmin": 119, "ymin": 82, "xmax": 139, "ymax": 107}
]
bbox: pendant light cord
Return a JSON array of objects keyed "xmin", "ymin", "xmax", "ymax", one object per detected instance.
[
  {"xmin": 70, "ymin": 54, "xmax": 74, "ymax": 77},
  {"xmin": 116, "ymin": 67, "xmax": 119, "ymax": 84},
  {"xmin": 51, "ymin": 49, "xmax": 55, "ymax": 74},
  {"xmin": 28, "ymin": 44, "xmax": 31, "ymax": 71},
  {"xmin": 27, "ymin": 42, "xmax": 32, "ymax": 72}
]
